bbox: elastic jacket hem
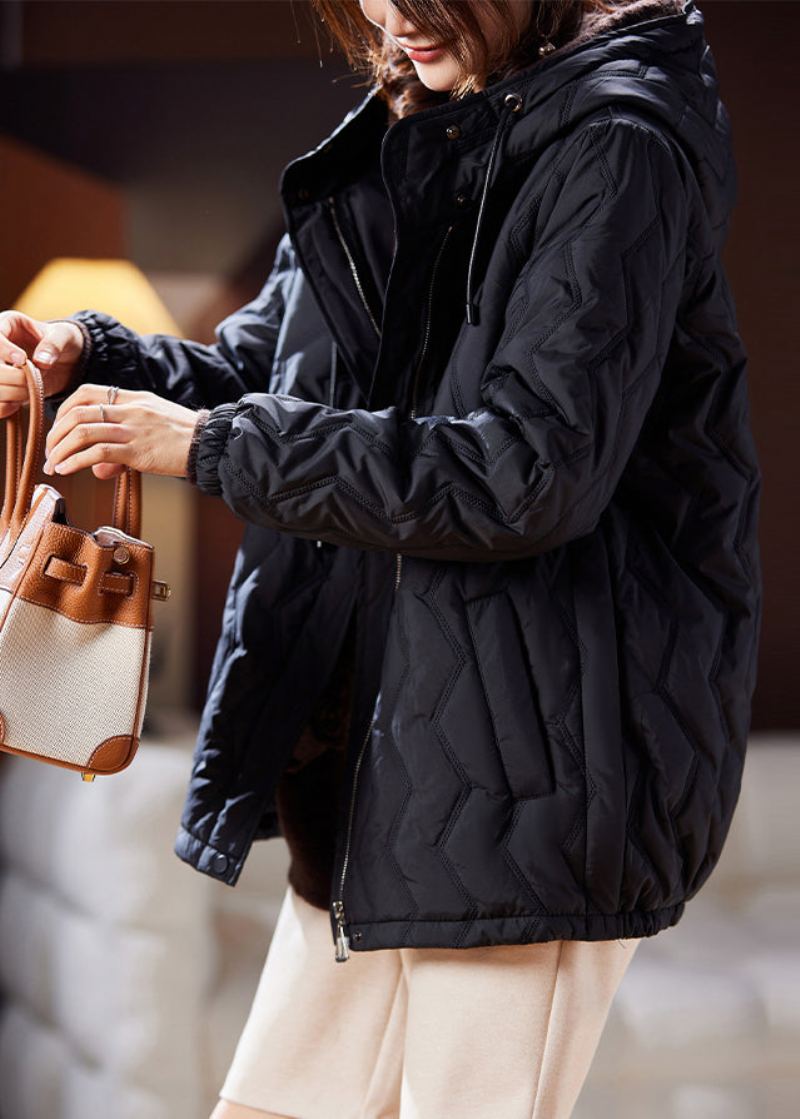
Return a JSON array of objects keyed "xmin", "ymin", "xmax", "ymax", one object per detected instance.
[{"xmin": 343, "ymin": 902, "xmax": 687, "ymax": 951}]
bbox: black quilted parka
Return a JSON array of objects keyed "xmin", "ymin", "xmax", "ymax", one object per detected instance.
[{"xmin": 50, "ymin": 0, "xmax": 762, "ymax": 959}]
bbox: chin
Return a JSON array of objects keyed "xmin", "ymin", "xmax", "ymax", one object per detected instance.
[{"xmin": 414, "ymin": 60, "xmax": 461, "ymax": 93}]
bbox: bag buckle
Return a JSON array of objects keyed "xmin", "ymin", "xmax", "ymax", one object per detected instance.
[{"xmin": 151, "ymin": 579, "xmax": 171, "ymax": 601}]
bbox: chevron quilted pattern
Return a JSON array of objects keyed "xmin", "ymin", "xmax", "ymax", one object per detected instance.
[{"xmin": 56, "ymin": 1, "xmax": 761, "ymax": 953}]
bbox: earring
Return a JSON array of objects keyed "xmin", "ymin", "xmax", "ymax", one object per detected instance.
[{"xmin": 538, "ymin": 40, "xmax": 555, "ymax": 56}]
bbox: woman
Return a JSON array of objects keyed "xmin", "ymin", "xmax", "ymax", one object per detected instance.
[{"xmin": 0, "ymin": 0, "xmax": 762, "ymax": 1116}]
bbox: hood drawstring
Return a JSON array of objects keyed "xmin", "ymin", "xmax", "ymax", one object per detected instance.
[{"xmin": 465, "ymin": 91, "xmax": 523, "ymax": 326}]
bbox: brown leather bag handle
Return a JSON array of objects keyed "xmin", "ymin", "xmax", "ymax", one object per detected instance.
[
  {"xmin": 112, "ymin": 460, "xmax": 141, "ymax": 539},
  {"xmin": 1, "ymin": 407, "xmax": 24, "ymax": 536},
  {"xmin": 0, "ymin": 358, "xmax": 141, "ymax": 541}
]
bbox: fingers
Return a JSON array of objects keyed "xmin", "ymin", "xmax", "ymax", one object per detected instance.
[
  {"xmin": 91, "ymin": 462, "xmax": 128, "ymax": 480},
  {"xmin": 0, "ymin": 371, "xmax": 29, "ymax": 416},
  {"xmin": 46, "ymin": 398, "xmax": 122, "ymax": 456},
  {"xmin": 44, "ymin": 384, "xmax": 160, "ymax": 477},
  {"xmin": 41, "ymin": 383, "xmax": 185, "ymax": 479},
  {"xmin": 51, "ymin": 382, "xmax": 141, "ymax": 428},
  {"xmin": 0, "ymin": 310, "xmax": 34, "ymax": 409},
  {"xmin": 44, "ymin": 430, "xmax": 130, "ymax": 477},
  {"xmin": 46, "ymin": 396, "xmax": 133, "ymax": 452},
  {"xmin": 0, "ymin": 370, "xmax": 28, "ymax": 406},
  {"xmin": 0, "ymin": 310, "xmax": 76, "ymax": 367},
  {"xmin": 44, "ymin": 404, "xmax": 131, "ymax": 475},
  {"xmin": 0, "ymin": 314, "xmax": 82, "ymax": 414},
  {"xmin": 0, "ymin": 310, "xmax": 36, "ymax": 367},
  {"xmin": 31, "ymin": 320, "xmax": 83, "ymax": 368}
]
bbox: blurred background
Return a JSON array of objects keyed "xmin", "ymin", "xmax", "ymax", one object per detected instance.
[{"xmin": 0, "ymin": 2, "xmax": 796, "ymax": 1118}]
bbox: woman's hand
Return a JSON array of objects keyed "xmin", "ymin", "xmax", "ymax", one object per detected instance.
[
  {"xmin": 43, "ymin": 383, "xmax": 202, "ymax": 481},
  {"xmin": 0, "ymin": 311, "xmax": 85, "ymax": 418}
]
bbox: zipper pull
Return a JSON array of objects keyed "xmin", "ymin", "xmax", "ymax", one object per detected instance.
[{"xmin": 333, "ymin": 899, "xmax": 350, "ymax": 962}]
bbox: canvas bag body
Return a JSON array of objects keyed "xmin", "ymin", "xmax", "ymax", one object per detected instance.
[{"xmin": 0, "ymin": 359, "xmax": 159, "ymax": 778}]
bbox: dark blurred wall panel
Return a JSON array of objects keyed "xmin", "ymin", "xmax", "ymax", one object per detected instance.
[
  {"xmin": 0, "ymin": 56, "xmax": 364, "ymax": 273},
  {"xmin": 702, "ymin": 2, "xmax": 798, "ymax": 729},
  {"xmin": 11, "ymin": 0, "xmax": 326, "ymax": 65},
  {"xmin": 0, "ymin": 134, "xmax": 125, "ymax": 306}
]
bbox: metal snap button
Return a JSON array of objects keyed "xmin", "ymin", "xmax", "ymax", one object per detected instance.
[
  {"xmin": 353, "ymin": 931, "xmax": 363, "ymax": 941},
  {"xmin": 113, "ymin": 545, "xmax": 130, "ymax": 565},
  {"xmin": 212, "ymin": 852, "xmax": 229, "ymax": 873},
  {"xmin": 454, "ymin": 191, "xmax": 470, "ymax": 207},
  {"xmin": 445, "ymin": 124, "xmax": 461, "ymax": 140},
  {"xmin": 504, "ymin": 92, "xmax": 523, "ymax": 112}
]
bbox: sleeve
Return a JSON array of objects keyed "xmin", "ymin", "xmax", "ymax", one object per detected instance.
[
  {"xmin": 189, "ymin": 120, "xmax": 691, "ymax": 563},
  {"xmin": 43, "ymin": 230, "xmax": 297, "ymax": 423}
]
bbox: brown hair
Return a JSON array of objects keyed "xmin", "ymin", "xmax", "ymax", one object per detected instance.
[{"xmin": 309, "ymin": 0, "xmax": 619, "ymax": 121}]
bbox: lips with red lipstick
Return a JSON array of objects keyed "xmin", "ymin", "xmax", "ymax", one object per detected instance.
[{"xmin": 400, "ymin": 41, "xmax": 446, "ymax": 63}]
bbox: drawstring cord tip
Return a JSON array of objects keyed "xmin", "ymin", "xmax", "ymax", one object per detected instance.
[{"xmin": 466, "ymin": 300, "xmax": 480, "ymax": 325}]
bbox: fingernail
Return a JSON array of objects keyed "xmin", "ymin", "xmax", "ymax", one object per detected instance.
[
  {"xmin": 8, "ymin": 350, "xmax": 26, "ymax": 366},
  {"xmin": 43, "ymin": 460, "xmax": 52, "ymax": 474},
  {"xmin": 35, "ymin": 350, "xmax": 56, "ymax": 365}
]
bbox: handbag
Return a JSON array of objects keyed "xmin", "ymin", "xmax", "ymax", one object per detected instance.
[{"xmin": 0, "ymin": 358, "xmax": 171, "ymax": 781}]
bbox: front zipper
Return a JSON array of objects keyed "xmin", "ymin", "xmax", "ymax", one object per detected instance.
[
  {"xmin": 395, "ymin": 222, "xmax": 456, "ymax": 595},
  {"xmin": 332, "ymin": 709, "xmax": 377, "ymax": 961},
  {"xmin": 326, "ymin": 194, "xmax": 385, "ymax": 959},
  {"xmin": 329, "ymin": 220, "xmax": 455, "ymax": 959}
]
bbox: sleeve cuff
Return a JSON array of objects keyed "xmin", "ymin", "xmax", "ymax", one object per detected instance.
[
  {"xmin": 185, "ymin": 408, "xmax": 211, "ymax": 484},
  {"xmin": 45, "ymin": 316, "xmax": 94, "ymax": 379},
  {"xmin": 42, "ymin": 310, "xmax": 141, "ymax": 422},
  {"xmin": 189, "ymin": 402, "xmax": 238, "ymax": 495},
  {"xmin": 42, "ymin": 316, "xmax": 95, "ymax": 421}
]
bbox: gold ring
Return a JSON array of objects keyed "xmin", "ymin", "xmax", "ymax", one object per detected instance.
[{"xmin": 107, "ymin": 385, "xmax": 119, "ymax": 405}]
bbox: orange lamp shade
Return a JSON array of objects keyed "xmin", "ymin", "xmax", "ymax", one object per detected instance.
[{"xmin": 14, "ymin": 257, "xmax": 182, "ymax": 337}]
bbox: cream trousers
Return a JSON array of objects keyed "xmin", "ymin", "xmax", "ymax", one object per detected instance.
[{"xmin": 219, "ymin": 882, "xmax": 640, "ymax": 1119}]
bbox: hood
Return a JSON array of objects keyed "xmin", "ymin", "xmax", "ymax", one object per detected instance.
[
  {"xmin": 281, "ymin": 0, "xmax": 731, "ymax": 223},
  {"xmin": 279, "ymin": 0, "xmax": 734, "ymax": 392}
]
